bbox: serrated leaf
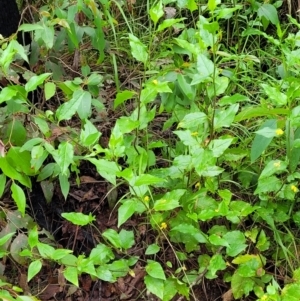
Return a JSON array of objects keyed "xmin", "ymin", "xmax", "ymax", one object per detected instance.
[
  {"xmin": 209, "ymin": 254, "xmax": 226, "ymax": 276},
  {"xmin": 231, "ymin": 272, "xmax": 255, "ymax": 299}
]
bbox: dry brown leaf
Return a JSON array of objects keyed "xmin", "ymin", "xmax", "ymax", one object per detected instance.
[
  {"xmin": 222, "ymin": 289, "xmax": 233, "ymax": 301},
  {"xmin": 0, "ymin": 140, "xmax": 5, "ymax": 157},
  {"xmin": 164, "ymin": 7, "xmax": 176, "ymax": 19},
  {"xmin": 19, "ymin": 273, "xmax": 30, "ymax": 295},
  {"xmin": 40, "ymin": 285, "xmax": 61, "ymax": 300},
  {"xmin": 80, "ymin": 175, "xmax": 97, "ymax": 183}
]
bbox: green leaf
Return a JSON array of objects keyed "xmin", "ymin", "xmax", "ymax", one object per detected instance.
[
  {"xmin": 118, "ymin": 199, "xmax": 138, "ymax": 227},
  {"xmin": 7, "ymin": 119, "xmax": 27, "ymax": 146},
  {"xmin": 44, "ymin": 82, "xmax": 56, "ymax": 100},
  {"xmin": 145, "ymin": 244, "xmax": 160, "ymax": 255},
  {"xmin": 59, "ymin": 174, "xmax": 70, "ymax": 200},
  {"xmin": 251, "ymin": 119, "xmax": 277, "ymax": 162},
  {"xmin": 150, "ymin": 0, "xmax": 164, "ymax": 25},
  {"xmin": 61, "ymin": 212, "xmax": 96, "ymax": 226},
  {"xmin": 157, "ymin": 18, "xmax": 185, "ymax": 32},
  {"xmin": 146, "ymin": 261, "xmax": 166, "ymax": 280},
  {"xmin": 119, "ymin": 229, "xmax": 135, "ymax": 250},
  {"xmin": 290, "ymin": 127, "xmax": 300, "ymax": 172},
  {"xmin": 153, "ymin": 189, "xmax": 185, "ymax": 211},
  {"xmin": 255, "ymin": 127, "xmax": 277, "ymax": 138},
  {"xmin": 214, "ymin": 104, "xmax": 239, "ymax": 129},
  {"xmin": 114, "ymin": 90, "xmax": 136, "ymax": 109},
  {"xmin": 20, "ymin": 138, "xmax": 44, "ymax": 152},
  {"xmin": 208, "ymin": 254, "xmax": 226, "ymax": 277},
  {"xmin": 129, "ymin": 34, "xmax": 148, "ymax": 65},
  {"xmin": 96, "ymin": 265, "xmax": 114, "ymax": 282},
  {"xmin": 134, "ymin": 174, "xmax": 164, "ymax": 186},
  {"xmin": 28, "ymin": 226, "xmax": 39, "ymax": 249},
  {"xmin": 7, "ymin": 147, "xmax": 36, "ymax": 176},
  {"xmin": 177, "ymin": 74, "xmax": 195, "ymax": 100},
  {"xmin": 144, "ymin": 275, "xmax": 164, "ymax": 299},
  {"xmin": 33, "ymin": 117, "xmax": 50, "ymax": 136},
  {"xmin": 89, "ymin": 243, "xmax": 115, "ymax": 265},
  {"xmin": 282, "ymin": 283, "xmax": 300, "ymax": 301},
  {"xmin": 178, "ymin": 112, "xmax": 207, "ymax": 129},
  {"xmin": 25, "ymin": 73, "xmax": 51, "ymax": 92},
  {"xmin": 87, "ymin": 73, "xmax": 103, "ymax": 86},
  {"xmin": 80, "ymin": 119, "xmax": 101, "ymax": 147},
  {"xmin": 54, "ymin": 142, "xmax": 74, "ymax": 176},
  {"xmin": 0, "ymin": 232, "xmax": 15, "ymax": 246},
  {"xmin": 64, "ymin": 266, "xmax": 79, "ymax": 287},
  {"xmin": 259, "ymin": 160, "xmax": 287, "ymax": 179},
  {"xmin": 208, "ymin": 0, "xmax": 218, "ymax": 11},
  {"xmin": 171, "ymin": 224, "xmax": 208, "ymax": 243},
  {"xmin": 77, "ymin": 91, "xmax": 92, "ymax": 120},
  {"xmin": 11, "ymin": 183, "xmax": 26, "ymax": 217},
  {"xmin": 87, "ymin": 158, "xmax": 119, "ymax": 185},
  {"xmin": 27, "ymin": 260, "xmax": 42, "ymax": 282},
  {"xmin": 261, "ymin": 83, "xmax": 287, "ymax": 106},
  {"xmin": 37, "ymin": 243, "xmax": 56, "ymax": 258},
  {"xmin": 195, "ymin": 54, "xmax": 214, "ymax": 82},
  {"xmin": 56, "ymin": 89, "xmax": 86, "ymax": 122},
  {"xmin": 231, "ymin": 272, "xmax": 255, "ymax": 299},
  {"xmin": 0, "ymin": 158, "xmax": 28, "ymax": 185},
  {"xmin": 51, "ymin": 249, "xmax": 73, "ymax": 260},
  {"xmin": 255, "ymin": 176, "xmax": 282, "ymax": 195},
  {"xmin": 115, "ymin": 117, "xmax": 139, "ymax": 134},
  {"xmin": 258, "ymin": 4, "xmax": 279, "ymax": 25},
  {"xmin": 209, "ymin": 234, "xmax": 229, "ymax": 247},
  {"xmin": 219, "ymin": 93, "xmax": 249, "ymax": 106},
  {"xmin": 102, "ymin": 229, "xmax": 121, "ymax": 248},
  {"xmin": 209, "ymin": 138, "xmax": 233, "ymax": 157},
  {"xmin": 224, "ymin": 231, "xmax": 247, "ymax": 257},
  {"xmin": 0, "ymin": 174, "xmax": 6, "ymax": 197}
]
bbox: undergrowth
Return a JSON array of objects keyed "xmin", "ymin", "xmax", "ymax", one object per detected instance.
[{"xmin": 0, "ymin": 0, "xmax": 300, "ymax": 300}]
